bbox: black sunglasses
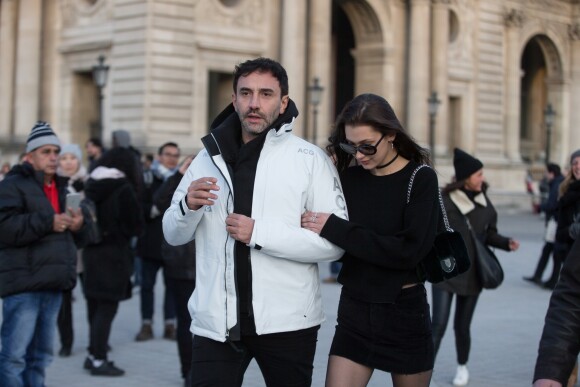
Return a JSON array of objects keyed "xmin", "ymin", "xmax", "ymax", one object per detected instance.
[{"xmin": 339, "ymin": 135, "xmax": 386, "ymax": 156}]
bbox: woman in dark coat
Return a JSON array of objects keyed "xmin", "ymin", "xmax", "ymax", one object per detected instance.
[
  {"xmin": 555, "ymin": 150, "xmax": 580, "ymax": 263},
  {"xmin": 431, "ymin": 148, "xmax": 520, "ymax": 387},
  {"xmin": 82, "ymin": 148, "xmax": 143, "ymax": 377}
]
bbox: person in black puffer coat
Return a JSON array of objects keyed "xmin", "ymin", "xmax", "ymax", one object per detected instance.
[
  {"xmin": 0, "ymin": 122, "xmax": 84, "ymax": 387},
  {"xmin": 82, "ymin": 147, "xmax": 144, "ymax": 377}
]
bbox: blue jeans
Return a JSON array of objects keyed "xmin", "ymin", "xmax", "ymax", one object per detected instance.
[
  {"xmin": 0, "ymin": 291, "xmax": 63, "ymax": 387},
  {"xmin": 330, "ymin": 261, "xmax": 342, "ymax": 276}
]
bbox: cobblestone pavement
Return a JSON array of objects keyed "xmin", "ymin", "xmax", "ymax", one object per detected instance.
[{"xmin": 0, "ymin": 209, "xmax": 560, "ymax": 386}]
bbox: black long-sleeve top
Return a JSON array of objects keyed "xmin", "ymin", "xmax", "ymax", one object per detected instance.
[{"xmin": 320, "ymin": 161, "xmax": 439, "ymax": 303}]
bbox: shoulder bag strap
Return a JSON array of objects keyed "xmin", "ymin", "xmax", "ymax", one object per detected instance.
[{"xmin": 406, "ymin": 164, "xmax": 454, "ymax": 233}]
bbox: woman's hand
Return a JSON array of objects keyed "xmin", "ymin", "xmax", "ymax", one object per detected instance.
[
  {"xmin": 509, "ymin": 238, "xmax": 520, "ymax": 251},
  {"xmin": 301, "ymin": 211, "xmax": 330, "ymax": 235}
]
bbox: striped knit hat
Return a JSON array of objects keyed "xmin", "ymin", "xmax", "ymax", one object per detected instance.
[{"xmin": 26, "ymin": 121, "xmax": 60, "ymax": 153}]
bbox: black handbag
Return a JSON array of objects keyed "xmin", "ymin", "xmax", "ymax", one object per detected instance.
[
  {"xmin": 466, "ymin": 219, "xmax": 504, "ymax": 289},
  {"xmin": 407, "ymin": 165, "xmax": 470, "ymax": 283}
]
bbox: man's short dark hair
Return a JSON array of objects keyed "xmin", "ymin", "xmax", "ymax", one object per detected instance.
[
  {"xmin": 87, "ymin": 137, "xmax": 103, "ymax": 149},
  {"xmin": 158, "ymin": 142, "xmax": 179, "ymax": 156},
  {"xmin": 546, "ymin": 163, "xmax": 561, "ymax": 177},
  {"xmin": 233, "ymin": 57, "xmax": 289, "ymax": 97}
]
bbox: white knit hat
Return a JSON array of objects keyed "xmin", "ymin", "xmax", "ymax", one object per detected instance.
[
  {"xmin": 26, "ymin": 121, "xmax": 60, "ymax": 153},
  {"xmin": 60, "ymin": 144, "xmax": 83, "ymax": 161}
]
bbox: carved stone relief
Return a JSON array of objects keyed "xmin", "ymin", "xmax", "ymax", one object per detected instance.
[
  {"xmin": 569, "ymin": 23, "xmax": 580, "ymax": 40},
  {"xmin": 448, "ymin": 0, "xmax": 474, "ymax": 67},
  {"xmin": 504, "ymin": 8, "xmax": 525, "ymax": 28},
  {"xmin": 61, "ymin": 0, "xmax": 112, "ymax": 28},
  {"xmin": 193, "ymin": 0, "xmax": 264, "ymax": 29}
]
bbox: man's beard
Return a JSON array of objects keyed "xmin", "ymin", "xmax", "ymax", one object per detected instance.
[{"xmin": 239, "ymin": 110, "xmax": 272, "ymax": 137}]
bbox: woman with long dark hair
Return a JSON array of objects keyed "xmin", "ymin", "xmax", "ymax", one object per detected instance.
[
  {"xmin": 82, "ymin": 148, "xmax": 143, "ymax": 376},
  {"xmin": 301, "ymin": 93, "xmax": 439, "ymax": 387}
]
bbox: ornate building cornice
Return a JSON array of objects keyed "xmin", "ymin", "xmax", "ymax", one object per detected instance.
[{"xmin": 504, "ymin": 9, "xmax": 525, "ymax": 28}]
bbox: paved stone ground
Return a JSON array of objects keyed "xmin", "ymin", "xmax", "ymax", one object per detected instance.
[{"xmin": 0, "ymin": 209, "xmax": 567, "ymax": 386}]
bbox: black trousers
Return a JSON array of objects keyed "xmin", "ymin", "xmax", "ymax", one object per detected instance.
[
  {"xmin": 545, "ymin": 247, "xmax": 566, "ymax": 287},
  {"xmin": 431, "ymin": 286, "xmax": 479, "ymax": 365},
  {"xmin": 531, "ymin": 242, "xmax": 555, "ymax": 280},
  {"xmin": 190, "ymin": 326, "xmax": 320, "ymax": 387},
  {"xmin": 166, "ymin": 277, "xmax": 195, "ymax": 379},
  {"xmin": 86, "ymin": 297, "xmax": 119, "ymax": 360},
  {"xmin": 58, "ymin": 274, "xmax": 83, "ymax": 350},
  {"xmin": 57, "ymin": 290, "xmax": 73, "ymax": 350}
]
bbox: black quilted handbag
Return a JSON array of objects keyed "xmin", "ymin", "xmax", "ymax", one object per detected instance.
[{"xmin": 408, "ymin": 165, "xmax": 471, "ymax": 283}]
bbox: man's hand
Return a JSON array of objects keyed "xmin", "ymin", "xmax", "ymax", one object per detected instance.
[
  {"xmin": 226, "ymin": 213, "xmax": 255, "ymax": 244},
  {"xmin": 68, "ymin": 208, "xmax": 84, "ymax": 232},
  {"xmin": 53, "ymin": 213, "xmax": 73, "ymax": 233},
  {"xmin": 186, "ymin": 177, "xmax": 220, "ymax": 211}
]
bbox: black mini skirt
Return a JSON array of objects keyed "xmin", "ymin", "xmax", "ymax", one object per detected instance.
[{"xmin": 329, "ymin": 284, "xmax": 434, "ymax": 374}]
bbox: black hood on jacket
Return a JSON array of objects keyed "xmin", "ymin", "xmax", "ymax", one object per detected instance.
[
  {"xmin": 202, "ymin": 99, "xmax": 299, "ymax": 162},
  {"xmin": 84, "ymin": 177, "xmax": 130, "ymax": 203}
]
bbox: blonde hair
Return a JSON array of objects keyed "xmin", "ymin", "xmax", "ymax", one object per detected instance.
[{"xmin": 559, "ymin": 169, "xmax": 578, "ymax": 198}]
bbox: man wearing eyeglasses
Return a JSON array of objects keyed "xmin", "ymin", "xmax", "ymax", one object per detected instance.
[
  {"xmin": 162, "ymin": 57, "xmax": 347, "ymax": 386},
  {"xmin": 135, "ymin": 142, "xmax": 181, "ymax": 343}
]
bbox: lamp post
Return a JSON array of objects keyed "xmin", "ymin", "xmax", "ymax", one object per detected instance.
[
  {"xmin": 308, "ymin": 77, "xmax": 323, "ymax": 144},
  {"xmin": 427, "ymin": 91, "xmax": 441, "ymax": 166},
  {"xmin": 92, "ymin": 55, "xmax": 110, "ymax": 141},
  {"xmin": 544, "ymin": 103, "xmax": 555, "ymax": 164}
]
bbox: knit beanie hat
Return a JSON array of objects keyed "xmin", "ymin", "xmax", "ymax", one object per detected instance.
[
  {"xmin": 26, "ymin": 121, "xmax": 60, "ymax": 153},
  {"xmin": 112, "ymin": 130, "xmax": 131, "ymax": 149},
  {"xmin": 60, "ymin": 144, "xmax": 83, "ymax": 161},
  {"xmin": 453, "ymin": 147, "xmax": 484, "ymax": 181},
  {"xmin": 570, "ymin": 149, "xmax": 580, "ymax": 165}
]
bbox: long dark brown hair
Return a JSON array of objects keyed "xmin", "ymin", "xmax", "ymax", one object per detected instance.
[{"xmin": 327, "ymin": 93, "xmax": 431, "ymax": 172}]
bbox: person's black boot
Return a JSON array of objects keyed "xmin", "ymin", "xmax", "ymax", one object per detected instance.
[
  {"xmin": 523, "ymin": 276, "xmax": 542, "ymax": 286},
  {"xmin": 542, "ymin": 281, "xmax": 557, "ymax": 290}
]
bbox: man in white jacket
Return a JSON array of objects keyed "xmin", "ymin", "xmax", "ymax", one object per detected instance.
[{"xmin": 163, "ymin": 57, "xmax": 347, "ymax": 386}]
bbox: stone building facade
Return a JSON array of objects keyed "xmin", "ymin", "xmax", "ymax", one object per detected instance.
[{"xmin": 1, "ymin": 0, "xmax": 579, "ymax": 192}]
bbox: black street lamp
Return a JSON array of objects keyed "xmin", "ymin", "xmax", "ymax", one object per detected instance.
[
  {"xmin": 427, "ymin": 91, "xmax": 441, "ymax": 165},
  {"xmin": 92, "ymin": 55, "xmax": 110, "ymax": 141},
  {"xmin": 308, "ymin": 77, "xmax": 323, "ymax": 144},
  {"xmin": 544, "ymin": 103, "xmax": 555, "ymax": 164}
]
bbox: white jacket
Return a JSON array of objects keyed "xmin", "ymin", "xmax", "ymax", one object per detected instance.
[{"xmin": 162, "ymin": 119, "xmax": 347, "ymax": 342}]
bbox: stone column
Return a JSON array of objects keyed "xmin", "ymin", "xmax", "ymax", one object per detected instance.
[
  {"xmin": 407, "ymin": 0, "xmax": 431, "ymax": 145},
  {"xmin": 503, "ymin": 9, "xmax": 524, "ymax": 162},
  {"xmin": 0, "ymin": 0, "xmax": 18, "ymax": 141},
  {"xmin": 431, "ymin": 0, "xmax": 450, "ymax": 157},
  {"xmin": 568, "ymin": 23, "xmax": 580, "ymax": 154},
  {"xmin": 13, "ymin": 0, "xmax": 43, "ymax": 141},
  {"xmin": 281, "ymin": 0, "xmax": 307, "ymax": 138},
  {"xmin": 308, "ymin": 0, "xmax": 332, "ymax": 145}
]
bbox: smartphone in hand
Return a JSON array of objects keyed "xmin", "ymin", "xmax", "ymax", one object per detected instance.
[{"xmin": 65, "ymin": 193, "xmax": 82, "ymax": 213}]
